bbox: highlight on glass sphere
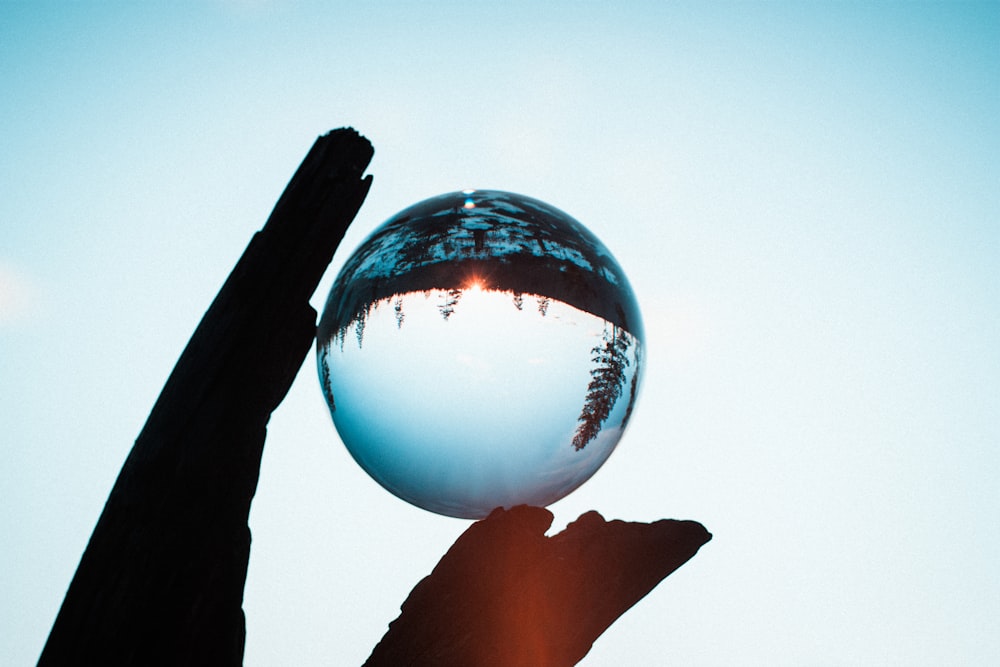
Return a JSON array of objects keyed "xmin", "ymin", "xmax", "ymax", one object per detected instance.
[{"xmin": 317, "ymin": 189, "xmax": 644, "ymax": 519}]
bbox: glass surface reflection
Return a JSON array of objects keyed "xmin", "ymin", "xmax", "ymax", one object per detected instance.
[{"xmin": 317, "ymin": 190, "xmax": 644, "ymax": 519}]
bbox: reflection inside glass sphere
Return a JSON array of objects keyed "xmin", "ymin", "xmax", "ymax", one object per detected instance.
[{"xmin": 317, "ymin": 190, "xmax": 644, "ymax": 519}]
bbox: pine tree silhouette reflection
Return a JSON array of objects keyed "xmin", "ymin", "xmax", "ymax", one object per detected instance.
[
  {"xmin": 393, "ymin": 296, "xmax": 404, "ymax": 329},
  {"xmin": 439, "ymin": 288, "xmax": 463, "ymax": 321},
  {"xmin": 573, "ymin": 325, "xmax": 636, "ymax": 450}
]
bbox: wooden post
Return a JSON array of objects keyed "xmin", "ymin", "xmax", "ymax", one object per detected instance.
[{"xmin": 39, "ymin": 128, "xmax": 374, "ymax": 666}]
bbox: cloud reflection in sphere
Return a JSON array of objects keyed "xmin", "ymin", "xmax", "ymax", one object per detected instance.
[{"xmin": 317, "ymin": 190, "xmax": 644, "ymax": 519}]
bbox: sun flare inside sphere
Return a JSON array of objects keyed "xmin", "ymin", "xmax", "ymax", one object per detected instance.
[{"xmin": 317, "ymin": 190, "xmax": 644, "ymax": 519}]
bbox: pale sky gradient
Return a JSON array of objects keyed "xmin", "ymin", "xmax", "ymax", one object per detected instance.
[{"xmin": 2, "ymin": 2, "xmax": 998, "ymax": 665}]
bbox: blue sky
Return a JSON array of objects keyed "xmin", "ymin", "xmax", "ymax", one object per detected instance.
[{"xmin": 2, "ymin": 2, "xmax": 998, "ymax": 664}]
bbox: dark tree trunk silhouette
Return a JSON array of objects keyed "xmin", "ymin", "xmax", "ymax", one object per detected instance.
[{"xmin": 38, "ymin": 128, "xmax": 373, "ymax": 666}]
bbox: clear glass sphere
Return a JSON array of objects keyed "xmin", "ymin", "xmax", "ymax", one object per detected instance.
[{"xmin": 317, "ymin": 190, "xmax": 644, "ymax": 519}]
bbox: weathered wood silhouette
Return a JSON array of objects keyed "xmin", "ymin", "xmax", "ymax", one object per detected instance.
[
  {"xmin": 39, "ymin": 128, "xmax": 709, "ymax": 666},
  {"xmin": 40, "ymin": 128, "xmax": 374, "ymax": 666}
]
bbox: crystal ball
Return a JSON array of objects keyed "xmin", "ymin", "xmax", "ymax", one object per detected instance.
[{"xmin": 317, "ymin": 190, "xmax": 644, "ymax": 519}]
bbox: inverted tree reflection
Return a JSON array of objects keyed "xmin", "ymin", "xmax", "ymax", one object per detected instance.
[
  {"xmin": 323, "ymin": 191, "xmax": 644, "ymax": 346},
  {"xmin": 394, "ymin": 296, "xmax": 405, "ymax": 329},
  {"xmin": 439, "ymin": 288, "xmax": 463, "ymax": 321},
  {"xmin": 328, "ymin": 287, "xmax": 640, "ymax": 452},
  {"xmin": 572, "ymin": 324, "xmax": 636, "ymax": 451}
]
